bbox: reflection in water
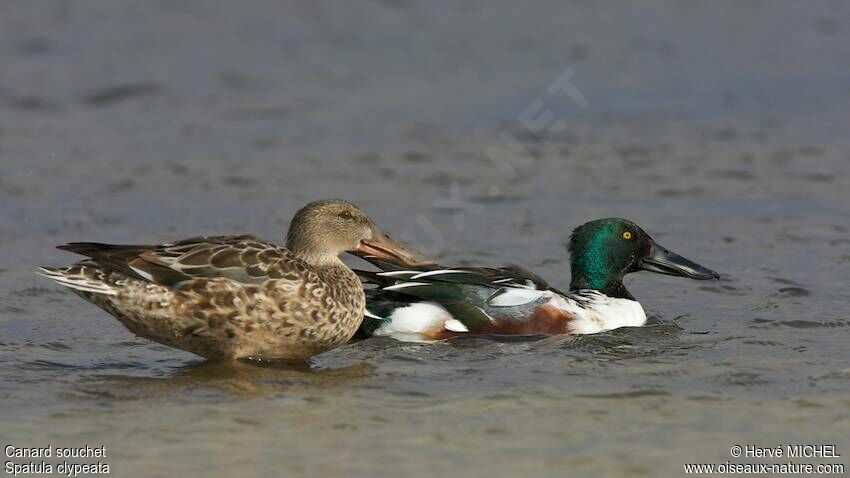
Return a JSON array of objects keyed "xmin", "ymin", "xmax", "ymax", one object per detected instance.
[{"xmin": 77, "ymin": 361, "xmax": 375, "ymax": 399}]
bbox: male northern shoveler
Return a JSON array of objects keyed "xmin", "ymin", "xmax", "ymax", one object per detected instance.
[
  {"xmin": 355, "ymin": 218, "xmax": 719, "ymax": 341},
  {"xmin": 37, "ymin": 199, "xmax": 423, "ymax": 361}
]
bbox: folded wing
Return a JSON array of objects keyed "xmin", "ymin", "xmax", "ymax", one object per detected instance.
[{"xmin": 58, "ymin": 235, "xmax": 302, "ymax": 288}]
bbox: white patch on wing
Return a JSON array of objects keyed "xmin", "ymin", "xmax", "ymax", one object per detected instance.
[
  {"xmin": 492, "ymin": 279, "xmax": 537, "ymax": 289},
  {"xmin": 410, "ymin": 269, "xmax": 469, "ymax": 279},
  {"xmin": 372, "ymin": 301, "xmax": 451, "ymax": 342},
  {"xmin": 377, "ymin": 270, "xmax": 419, "ymax": 277},
  {"xmin": 487, "ymin": 287, "xmax": 545, "ymax": 307},
  {"xmin": 547, "ymin": 291, "xmax": 646, "ymax": 334},
  {"xmin": 383, "ymin": 282, "xmax": 431, "ymax": 291},
  {"xmin": 364, "ymin": 308, "xmax": 384, "ymax": 320}
]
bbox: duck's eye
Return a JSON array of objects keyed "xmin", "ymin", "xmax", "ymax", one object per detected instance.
[
  {"xmin": 338, "ymin": 211, "xmax": 354, "ymax": 220},
  {"xmin": 622, "ymin": 231, "xmax": 632, "ymax": 240}
]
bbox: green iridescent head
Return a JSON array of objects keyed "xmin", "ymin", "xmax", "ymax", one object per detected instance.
[{"xmin": 568, "ymin": 218, "xmax": 719, "ymax": 299}]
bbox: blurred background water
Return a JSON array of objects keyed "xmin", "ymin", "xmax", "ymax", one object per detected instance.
[{"xmin": 1, "ymin": 1, "xmax": 848, "ymax": 476}]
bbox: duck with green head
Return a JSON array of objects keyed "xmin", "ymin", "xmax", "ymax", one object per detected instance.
[{"xmin": 354, "ymin": 218, "xmax": 719, "ymax": 341}]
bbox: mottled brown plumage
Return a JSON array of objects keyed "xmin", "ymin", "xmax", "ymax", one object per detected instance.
[{"xmin": 38, "ymin": 200, "xmax": 421, "ymax": 361}]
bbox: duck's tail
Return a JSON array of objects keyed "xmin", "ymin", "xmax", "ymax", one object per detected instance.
[{"xmin": 35, "ymin": 264, "xmax": 118, "ymax": 296}]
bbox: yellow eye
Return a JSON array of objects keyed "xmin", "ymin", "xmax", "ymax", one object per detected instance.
[{"xmin": 622, "ymin": 231, "xmax": 632, "ymax": 240}]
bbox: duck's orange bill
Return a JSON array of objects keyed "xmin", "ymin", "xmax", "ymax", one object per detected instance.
[{"xmin": 358, "ymin": 227, "xmax": 435, "ymax": 267}]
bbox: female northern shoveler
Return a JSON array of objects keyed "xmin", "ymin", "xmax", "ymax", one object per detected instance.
[
  {"xmin": 355, "ymin": 218, "xmax": 719, "ymax": 341},
  {"xmin": 37, "ymin": 199, "xmax": 422, "ymax": 361}
]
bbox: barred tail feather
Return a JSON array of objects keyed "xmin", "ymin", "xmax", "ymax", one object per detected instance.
[{"xmin": 36, "ymin": 266, "xmax": 118, "ymax": 296}]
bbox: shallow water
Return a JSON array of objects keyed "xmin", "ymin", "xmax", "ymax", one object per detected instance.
[{"xmin": 1, "ymin": 1, "xmax": 849, "ymax": 477}]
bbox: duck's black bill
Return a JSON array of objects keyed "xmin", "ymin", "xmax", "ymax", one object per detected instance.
[{"xmin": 638, "ymin": 242, "xmax": 719, "ymax": 280}]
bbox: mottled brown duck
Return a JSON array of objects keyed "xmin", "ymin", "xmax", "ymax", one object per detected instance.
[{"xmin": 37, "ymin": 199, "xmax": 422, "ymax": 361}]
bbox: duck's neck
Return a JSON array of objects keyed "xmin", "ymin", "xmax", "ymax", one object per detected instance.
[
  {"xmin": 287, "ymin": 234, "xmax": 342, "ymax": 267},
  {"xmin": 569, "ymin": 261, "xmax": 635, "ymax": 301},
  {"xmin": 296, "ymin": 249, "xmax": 347, "ymax": 269},
  {"xmin": 298, "ymin": 251, "xmax": 360, "ymax": 284}
]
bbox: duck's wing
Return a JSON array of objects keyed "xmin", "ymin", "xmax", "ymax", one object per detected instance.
[
  {"xmin": 57, "ymin": 235, "xmax": 303, "ymax": 287},
  {"xmin": 380, "ymin": 267, "xmax": 551, "ymax": 306},
  {"xmin": 360, "ymin": 263, "xmax": 562, "ymax": 335},
  {"xmin": 450, "ymin": 264, "xmax": 553, "ymax": 291},
  {"xmin": 353, "ymin": 249, "xmax": 552, "ymax": 290},
  {"xmin": 352, "ymin": 250, "xmax": 573, "ymax": 337}
]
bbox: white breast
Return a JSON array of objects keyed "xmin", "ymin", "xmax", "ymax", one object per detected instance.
[{"xmin": 547, "ymin": 291, "xmax": 646, "ymax": 334}]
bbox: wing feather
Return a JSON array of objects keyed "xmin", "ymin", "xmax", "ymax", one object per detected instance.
[
  {"xmin": 352, "ymin": 248, "xmax": 568, "ymax": 332},
  {"xmin": 57, "ymin": 235, "xmax": 304, "ymax": 287}
]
